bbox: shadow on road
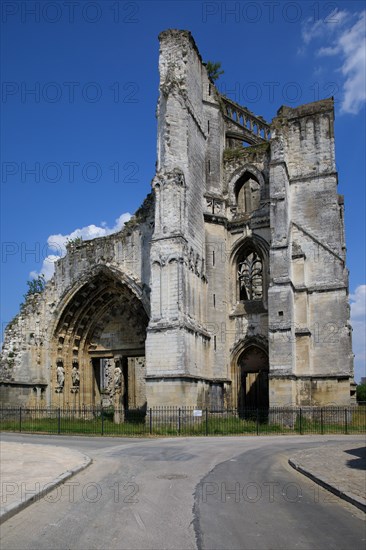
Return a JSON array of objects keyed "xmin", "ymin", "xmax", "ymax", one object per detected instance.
[{"xmin": 345, "ymin": 446, "xmax": 366, "ymax": 470}]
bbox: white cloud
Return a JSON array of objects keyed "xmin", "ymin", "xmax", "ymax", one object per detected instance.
[
  {"xmin": 301, "ymin": 10, "xmax": 366, "ymax": 115},
  {"xmin": 338, "ymin": 13, "xmax": 366, "ymax": 114},
  {"xmin": 302, "ymin": 19, "xmax": 324, "ymax": 45},
  {"xmin": 350, "ymin": 284, "xmax": 366, "ymax": 319},
  {"xmin": 301, "ymin": 9, "xmax": 349, "ymax": 44},
  {"xmin": 31, "ymin": 212, "xmax": 131, "ymax": 281},
  {"xmin": 317, "ymin": 45, "xmax": 340, "ymax": 56},
  {"xmin": 30, "ymin": 255, "xmax": 60, "ymax": 282},
  {"xmin": 350, "ymin": 285, "xmax": 366, "ymax": 383}
]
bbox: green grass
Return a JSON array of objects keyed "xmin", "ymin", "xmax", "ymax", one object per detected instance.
[
  {"xmin": 294, "ymin": 408, "xmax": 366, "ymax": 434},
  {"xmin": 0, "ymin": 416, "xmax": 150, "ymax": 436},
  {"xmin": 0, "ymin": 416, "xmax": 296, "ymax": 436},
  {"xmin": 1, "ymin": 408, "xmax": 364, "ymax": 437}
]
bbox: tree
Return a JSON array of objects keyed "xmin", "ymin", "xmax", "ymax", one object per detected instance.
[
  {"xmin": 356, "ymin": 383, "xmax": 366, "ymax": 403},
  {"xmin": 23, "ymin": 274, "xmax": 46, "ymax": 301},
  {"xmin": 206, "ymin": 61, "xmax": 224, "ymax": 82}
]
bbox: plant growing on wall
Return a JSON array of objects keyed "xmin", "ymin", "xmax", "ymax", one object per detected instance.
[
  {"xmin": 66, "ymin": 236, "xmax": 83, "ymax": 247},
  {"xmin": 206, "ymin": 61, "xmax": 224, "ymax": 82},
  {"xmin": 20, "ymin": 274, "xmax": 46, "ymax": 309},
  {"xmin": 24, "ymin": 274, "xmax": 46, "ymax": 298}
]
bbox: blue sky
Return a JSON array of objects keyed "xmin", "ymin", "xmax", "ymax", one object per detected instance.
[{"xmin": 1, "ymin": 1, "xmax": 365, "ymax": 381}]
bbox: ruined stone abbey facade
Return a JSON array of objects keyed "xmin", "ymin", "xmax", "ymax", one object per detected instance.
[{"xmin": 1, "ymin": 30, "xmax": 354, "ymax": 410}]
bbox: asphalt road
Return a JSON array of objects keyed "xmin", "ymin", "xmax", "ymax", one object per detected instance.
[{"xmin": 1, "ymin": 434, "xmax": 365, "ymax": 550}]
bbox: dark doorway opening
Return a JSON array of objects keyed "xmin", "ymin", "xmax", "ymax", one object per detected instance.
[
  {"xmin": 238, "ymin": 346, "xmax": 269, "ymax": 416},
  {"xmin": 122, "ymin": 357, "xmax": 128, "ymax": 410},
  {"xmin": 92, "ymin": 357, "xmax": 113, "ymax": 403}
]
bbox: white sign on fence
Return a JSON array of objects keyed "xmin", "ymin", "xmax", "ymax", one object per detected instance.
[{"xmin": 193, "ymin": 409, "xmax": 202, "ymax": 417}]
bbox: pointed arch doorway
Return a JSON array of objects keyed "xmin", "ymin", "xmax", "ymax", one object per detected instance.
[
  {"xmin": 51, "ymin": 267, "xmax": 149, "ymax": 410},
  {"xmin": 238, "ymin": 346, "xmax": 269, "ymax": 411}
]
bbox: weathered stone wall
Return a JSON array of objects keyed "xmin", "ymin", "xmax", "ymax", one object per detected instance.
[
  {"xmin": 146, "ymin": 30, "xmax": 210, "ymax": 404},
  {"xmin": 1, "ymin": 197, "xmax": 154, "ymax": 407},
  {"xmin": 268, "ymin": 101, "xmax": 353, "ymax": 405}
]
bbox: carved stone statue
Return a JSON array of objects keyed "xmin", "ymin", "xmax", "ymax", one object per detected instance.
[
  {"xmin": 71, "ymin": 365, "xmax": 80, "ymax": 387},
  {"xmin": 114, "ymin": 366, "xmax": 122, "ymax": 389},
  {"xmin": 56, "ymin": 364, "xmax": 65, "ymax": 388}
]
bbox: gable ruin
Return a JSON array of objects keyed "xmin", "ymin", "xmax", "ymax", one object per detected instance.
[{"xmin": 0, "ymin": 30, "xmax": 354, "ymax": 410}]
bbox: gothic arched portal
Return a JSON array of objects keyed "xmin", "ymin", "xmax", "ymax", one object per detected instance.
[
  {"xmin": 237, "ymin": 346, "xmax": 269, "ymax": 411},
  {"xmin": 51, "ymin": 268, "xmax": 148, "ymax": 410}
]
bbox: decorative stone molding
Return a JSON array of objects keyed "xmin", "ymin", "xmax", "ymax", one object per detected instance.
[{"xmin": 152, "ymin": 168, "xmax": 185, "ymax": 189}]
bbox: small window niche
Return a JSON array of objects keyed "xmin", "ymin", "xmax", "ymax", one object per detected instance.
[{"xmin": 235, "ymin": 172, "xmax": 261, "ymax": 215}]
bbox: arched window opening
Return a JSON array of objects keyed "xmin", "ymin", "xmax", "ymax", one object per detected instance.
[
  {"xmin": 238, "ymin": 251, "xmax": 263, "ymax": 301},
  {"xmin": 235, "ymin": 172, "xmax": 261, "ymax": 214}
]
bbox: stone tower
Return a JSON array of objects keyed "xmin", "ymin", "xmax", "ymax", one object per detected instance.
[{"xmin": 0, "ymin": 30, "xmax": 353, "ymax": 409}]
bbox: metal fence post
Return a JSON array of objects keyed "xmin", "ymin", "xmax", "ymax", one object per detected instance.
[
  {"xmin": 320, "ymin": 408, "xmax": 323, "ymax": 435},
  {"xmin": 299, "ymin": 408, "xmax": 302, "ymax": 435},
  {"xmin": 178, "ymin": 408, "xmax": 181, "ymax": 435},
  {"xmin": 205, "ymin": 408, "xmax": 208, "ymax": 436},
  {"xmin": 19, "ymin": 406, "xmax": 22, "ymax": 432},
  {"xmin": 58, "ymin": 408, "xmax": 61, "ymax": 434},
  {"xmin": 256, "ymin": 409, "xmax": 259, "ymax": 435},
  {"xmin": 344, "ymin": 408, "xmax": 348, "ymax": 434},
  {"xmin": 101, "ymin": 408, "xmax": 104, "ymax": 436},
  {"xmin": 149, "ymin": 408, "xmax": 152, "ymax": 435}
]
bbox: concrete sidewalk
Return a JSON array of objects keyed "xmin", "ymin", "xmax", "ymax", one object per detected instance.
[
  {"xmin": 289, "ymin": 442, "xmax": 366, "ymax": 512},
  {"xmin": 0, "ymin": 441, "xmax": 91, "ymax": 523}
]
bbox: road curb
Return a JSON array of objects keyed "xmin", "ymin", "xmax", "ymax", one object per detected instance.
[
  {"xmin": 288, "ymin": 458, "xmax": 366, "ymax": 513},
  {"xmin": 0, "ymin": 454, "xmax": 92, "ymax": 524}
]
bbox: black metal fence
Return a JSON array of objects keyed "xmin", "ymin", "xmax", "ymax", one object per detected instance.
[{"xmin": 1, "ymin": 405, "xmax": 365, "ymax": 436}]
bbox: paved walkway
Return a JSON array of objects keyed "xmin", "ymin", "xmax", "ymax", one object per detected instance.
[
  {"xmin": 1, "ymin": 438, "xmax": 365, "ymax": 524},
  {"xmin": 289, "ymin": 442, "xmax": 366, "ymax": 512},
  {"xmin": 0, "ymin": 441, "xmax": 91, "ymax": 522}
]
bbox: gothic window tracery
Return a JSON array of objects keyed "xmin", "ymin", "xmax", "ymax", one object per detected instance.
[{"xmin": 238, "ymin": 251, "xmax": 263, "ymax": 301}]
